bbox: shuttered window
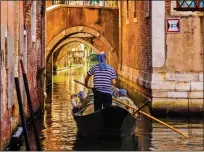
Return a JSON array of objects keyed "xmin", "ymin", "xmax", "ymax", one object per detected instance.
[
  {"xmin": 126, "ymin": 0, "xmax": 129, "ymax": 19},
  {"xmin": 134, "ymin": 0, "xmax": 136, "ymax": 18}
]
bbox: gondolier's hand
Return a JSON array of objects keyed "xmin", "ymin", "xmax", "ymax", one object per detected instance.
[{"xmin": 71, "ymin": 94, "xmax": 77, "ymax": 99}]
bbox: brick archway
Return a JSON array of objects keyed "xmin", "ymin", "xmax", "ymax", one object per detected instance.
[
  {"xmin": 52, "ymin": 37, "xmax": 111, "ymax": 66},
  {"xmin": 53, "ymin": 38, "xmax": 105, "ymax": 68},
  {"xmin": 46, "ymin": 26, "xmax": 118, "ymax": 68},
  {"xmin": 53, "ymin": 37, "xmax": 100, "ymax": 54}
]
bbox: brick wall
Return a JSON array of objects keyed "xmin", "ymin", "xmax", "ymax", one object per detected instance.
[
  {"xmin": 117, "ymin": 1, "xmax": 152, "ymax": 97},
  {"xmin": 0, "ymin": 1, "xmax": 45, "ymax": 149},
  {"xmin": 24, "ymin": 0, "xmax": 45, "ymax": 112}
]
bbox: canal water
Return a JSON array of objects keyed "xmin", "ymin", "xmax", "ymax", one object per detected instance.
[{"xmin": 19, "ymin": 65, "xmax": 203, "ymax": 151}]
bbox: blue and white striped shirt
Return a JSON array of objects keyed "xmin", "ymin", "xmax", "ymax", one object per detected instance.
[{"xmin": 88, "ymin": 64, "xmax": 117, "ymax": 94}]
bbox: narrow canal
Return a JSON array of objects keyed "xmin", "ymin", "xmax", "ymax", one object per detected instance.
[{"xmin": 19, "ymin": 65, "xmax": 203, "ymax": 151}]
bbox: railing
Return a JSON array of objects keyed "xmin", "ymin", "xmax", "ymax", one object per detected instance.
[
  {"xmin": 175, "ymin": 0, "xmax": 204, "ymax": 11},
  {"xmin": 52, "ymin": 0, "xmax": 81, "ymax": 5},
  {"xmin": 51, "ymin": 0, "xmax": 118, "ymax": 7}
]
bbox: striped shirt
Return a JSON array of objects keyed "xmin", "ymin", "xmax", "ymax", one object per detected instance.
[{"xmin": 88, "ymin": 64, "xmax": 117, "ymax": 94}]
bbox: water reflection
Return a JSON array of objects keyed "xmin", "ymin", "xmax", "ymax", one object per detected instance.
[
  {"xmin": 18, "ymin": 65, "xmax": 203, "ymax": 151},
  {"xmin": 73, "ymin": 135, "xmax": 139, "ymax": 151}
]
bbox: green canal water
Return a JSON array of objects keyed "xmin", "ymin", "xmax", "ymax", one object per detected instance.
[{"xmin": 19, "ymin": 65, "xmax": 203, "ymax": 151}]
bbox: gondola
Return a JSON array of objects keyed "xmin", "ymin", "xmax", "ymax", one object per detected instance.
[{"xmin": 72, "ymin": 94, "xmax": 140, "ymax": 139}]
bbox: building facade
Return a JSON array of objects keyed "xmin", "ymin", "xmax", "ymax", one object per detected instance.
[
  {"xmin": 117, "ymin": 0, "xmax": 204, "ymax": 115},
  {"xmin": 0, "ymin": 1, "xmax": 45, "ymax": 150}
]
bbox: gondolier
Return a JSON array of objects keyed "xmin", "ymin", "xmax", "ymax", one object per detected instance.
[{"xmin": 85, "ymin": 51, "xmax": 117, "ymax": 111}]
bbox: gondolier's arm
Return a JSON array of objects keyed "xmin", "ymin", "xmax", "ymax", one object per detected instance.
[
  {"xmin": 85, "ymin": 74, "xmax": 91, "ymax": 88},
  {"xmin": 111, "ymin": 79, "xmax": 116, "ymax": 86}
]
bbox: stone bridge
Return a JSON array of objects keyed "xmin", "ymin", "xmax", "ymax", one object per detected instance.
[{"xmin": 46, "ymin": 5, "xmax": 119, "ymax": 75}]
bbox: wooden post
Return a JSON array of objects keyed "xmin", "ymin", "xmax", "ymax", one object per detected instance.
[
  {"xmin": 19, "ymin": 60, "xmax": 42, "ymax": 151},
  {"xmin": 14, "ymin": 77, "xmax": 30, "ymax": 151}
]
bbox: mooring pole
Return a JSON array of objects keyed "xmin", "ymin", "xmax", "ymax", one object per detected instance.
[
  {"xmin": 14, "ymin": 77, "xmax": 30, "ymax": 151},
  {"xmin": 19, "ymin": 60, "xmax": 42, "ymax": 151}
]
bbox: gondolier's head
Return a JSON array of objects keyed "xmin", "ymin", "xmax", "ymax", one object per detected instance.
[
  {"xmin": 97, "ymin": 51, "xmax": 107, "ymax": 71},
  {"xmin": 97, "ymin": 51, "xmax": 107, "ymax": 62}
]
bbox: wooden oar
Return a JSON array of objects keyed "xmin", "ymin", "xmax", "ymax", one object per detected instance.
[
  {"xmin": 132, "ymin": 100, "xmax": 151, "ymax": 115},
  {"xmin": 113, "ymin": 98, "xmax": 189, "ymax": 138},
  {"xmin": 74, "ymin": 79, "xmax": 92, "ymax": 89},
  {"xmin": 73, "ymin": 79, "xmax": 189, "ymax": 138}
]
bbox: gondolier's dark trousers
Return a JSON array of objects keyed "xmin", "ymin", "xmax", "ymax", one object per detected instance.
[{"xmin": 93, "ymin": 89, "xmax": 112, "ymax": 111}]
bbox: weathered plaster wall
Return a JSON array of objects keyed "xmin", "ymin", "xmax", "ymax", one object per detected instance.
[
  {"xmin": 166, "ymin": 17, "xmax": 203, "ymax": 72},
  {"xmin": 0, "ymin": 1, "xmax": 15, "ymax": 149},
  {"xmin": 151, "ymin": 0, "xmax": 204, "ymax": 115}
]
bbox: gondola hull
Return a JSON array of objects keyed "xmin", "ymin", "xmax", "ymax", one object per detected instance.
[{"xmin": 73, "ymin": 106, "xmax": 137, "ymax": 139}]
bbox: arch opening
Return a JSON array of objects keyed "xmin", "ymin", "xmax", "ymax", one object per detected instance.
[
  {"xmin": 52, "ymin": 38, "xmax": 104, "ymax": 72},
  {"xmin": 46, "ymin": 26, "xmax": 118, "ymax": 68}
]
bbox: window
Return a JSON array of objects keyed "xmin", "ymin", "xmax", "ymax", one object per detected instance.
[
  {"xmin": 134, "ymin": 0, "xmax": 136, "ymax": 18},
  {"xmin": 91, "ymin": 0, "xmax": 99, "ymax": 6},
  {"xmin": 23, "ymin": 30, "xmax": 27, "ymax": 73},
  {"xmin": 31, "ymin": 1, "xmax": 36, "ymax": 42},
  {"xmin": 176, "ymin": 0, "xmax": 204, "ymax": 11},
  {"xmin": 126, "ymin": 0, "xmax": 129, "ymax": 19}
]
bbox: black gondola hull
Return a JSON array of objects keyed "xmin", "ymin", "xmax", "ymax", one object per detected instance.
[{"xmin": 73, "ymin": 106, "xmax": 137, "ymax": 139}]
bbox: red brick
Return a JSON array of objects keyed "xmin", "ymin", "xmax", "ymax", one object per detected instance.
[{"xmin": 120, "ymin": 1, "xmax": 152, "ymax": 80}]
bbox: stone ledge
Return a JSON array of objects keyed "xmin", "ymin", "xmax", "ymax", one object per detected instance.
[
  {"xmin": 117, "ymin": 70, "xmax": 204, "ymax": 93},
  {"xmin": 117, "ymin": 72, "xmax": 151, "ymax": 89},
  {"xmin": 152, "ymin": 90, "xmax": 203, "ymax": 99},
  {"xmin": 188, "ymin": 92, "xmax": 204, "ymax": 99},
  {"xmin": 167, "ymin": 92, "xmax": 188, "ymax": 98},
  {"xmin": 137, "ymin": 78, "xmax": 143, "ymax": 86},
  {"xmin": 151, "ymin": 82, "xmax": 176, "ymax": 90},
  {"xmin": 199, "ymin": 73, "xmax": 203, "ymax": 82},
  {"xmin": 189, "ymin": 99, "xmax": 204, "ymax": 113},
  {"xmin": 166, "ymin": 73, "xmax": 198, "ymax": 82},
  {"xmin": 191, "ymin": 82, "xmax": 203, "ymax": 91},
  {"xmin": 117, "ymin": 75, "xmax": 151, "ymax": 98},
  {"xmin": 152, "ymin": 98, "xmax": 189, "ymax": 113},
  {"xmin": 175, "ymin": 82, "xmax": 190, "ymax": 91},
  {"xmin": 143, "ymin": 80, "xmax": 151, "ymax": 89},
  {"xmin": 120, "ymin": 65, "xmax": 151, "ymax": 81},
  {"xmin": 152, "ymin": 98, "xmax": 203, "ymax": 114},
  {"xmin": 152, "ymin": 90, "xmax": 167, "ymax": 98},
  {"xmin": 152, "ymin": 73, "xmax": 165, "ymax": 82}
]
